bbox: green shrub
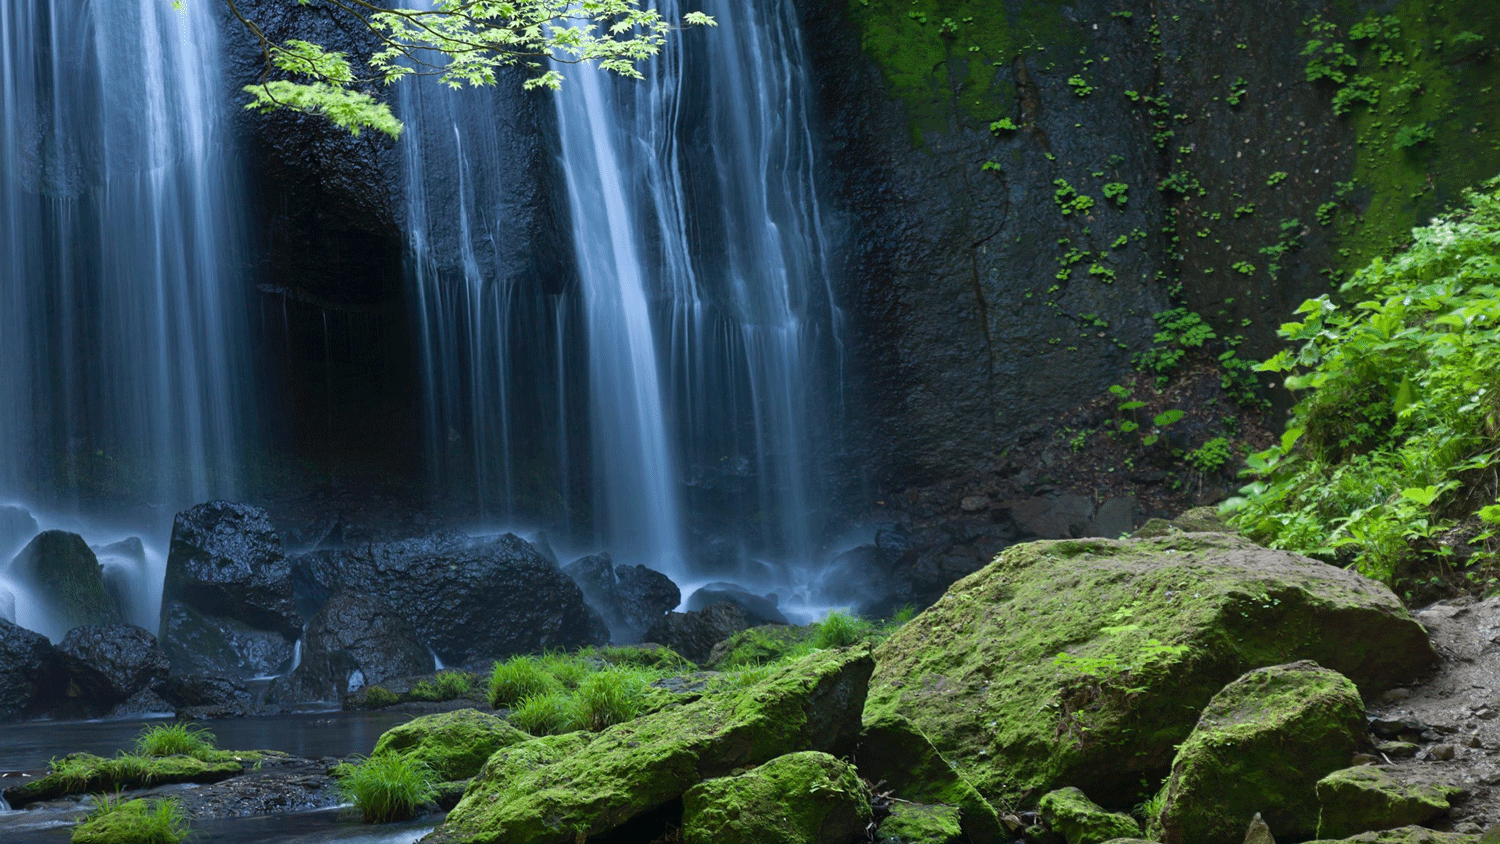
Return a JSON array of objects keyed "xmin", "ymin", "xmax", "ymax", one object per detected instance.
[
  {"xmin": 334, "ymin": 752, "xmax": 435, "ymax": 823},
  {"xmin": 409, "ymin": 671, "xmax": 474, "ymax": 702},
  {"xmin": 488, "ymin": 655, "xmax": 559, "ymax": 708},
  {"xmin": 361, "ymin": 686, "xmax": 399, "ymax": 708},
  {"xmin": 537, "ymin": 651, "xmax": 590, "ymax": 689},
  {"xmin": 72, "ymin": 795, "xmax": 189, "ymax": 844},
  {"xmin": 133, "ymin": 724, "xmax": 217, "ymax": 760},
  {"xmin": 1230, "ymin": 178, "xmax": 1500, "ymax": 589}
]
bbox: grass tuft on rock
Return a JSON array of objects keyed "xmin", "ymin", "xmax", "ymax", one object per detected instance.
[
  {"xmin": 71, "ymin": 794, "xmax": 189, "ymax": 844},
  {"xmin": 335, "ymin": 751, "xmax": 436, "ymax": 823},
  {"xmin": 133, "ymin": 724, "xmax": 219, "ymax": 761},
  {"xmin": 488, "ymin": 656, "xmax": 560, "ymax": 708}
]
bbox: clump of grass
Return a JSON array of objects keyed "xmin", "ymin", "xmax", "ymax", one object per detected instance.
[
  {"xmin": 361, "ymin": 686, "xmax": 399, "ymax": 708},
  {"xmin": 537, "ymin": 650, "xmax": 591, "ymax": 689},
  {"xmin": 509, "ymin": 690, "xmax": 573, "ymax": 736},
  {"xmin": 409, "ymin": 671, "xmax": 475, "ymax": 702},
  {"xmin": 890, "ymin": 604, "xmax": 918, "ymax": 626},
  {"xmin": 134, "ymin": 724, "xmax": 217, "ymax": 760},
  {"xmin": 568, "ymin": 667, "xmax": 653, "ymax": 732},
  {"xmin": 334, "ymin": 752, "xmax": 435, "ymax": 823},
  {"xmin": 590, "ymin": 645, "xmax": 693, "ymax": 671},
  {"xmin": 708, "ymin": 664, "xmax": 774, "ymax": 692},
  {"xmin": 811, "ymin": 610, "xmax": 873, "ymax": 648},
  {"xmin": 489, "ymin": 655, "xmax": 561, "ymax": 708},
  {"xmin": 72, "ymin": 794, "xmax": 189, "ymax": 844}
]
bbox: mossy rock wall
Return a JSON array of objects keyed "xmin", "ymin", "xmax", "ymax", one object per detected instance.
[
  {"xmin": 863, "ymin": 533, "xmax": 1434, "ymax": 810},
  {"xmin": 798, "ymin": 0, "xmax": 1500, "ymax": 488}
]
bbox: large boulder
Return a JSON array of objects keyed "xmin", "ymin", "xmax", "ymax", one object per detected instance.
[
  {"xmin": 875, "ymin": 803, "xmax": 965, "ymax": 844},
  {"xmin": 865, "ymin": 533, "xmax": 1436, "ymax": 810},
  {"xmin": 686, "ymin": 582, "xmax": 788, "ymax": 625},
  {"xmin": 160, "ymin": 600, "xmax": 293, "ymax": 678},
  {"xmin": 0, "ymin": 617, "xmax": 62, "ymax": 720},
  {"xmin": 426, "ymin": 646, "xmax": 873, "ymax": 844},
  {"xmin": 277, "ymin": 591, "xmax": 432, "ymax": 702},
  {"xmin": 292, "ymin": 532, "xmax": 606, "ymax": 664},
  {"xmin": 7, "ymin": 530, "xmax": 120, "ymax": 635},
  {"xmin": 1156, "ymin": 662, "xmax": 1369, "ymax": 844},
  {"xmin": 372, "ymin": 709, "xmax": 531, "ymax": 782},
  {"xmin": 160, "ymin": 672, "xmax": 254, "ymax": 718},
  {"xmin": 643, "ymin": 601, "xmax": 749, "ymax": 665},
  {"xmin": 163, "ymin": 501, "xmax": 300, "ymax": 637},
  {"xmin": 0, "ymin": 505, "xmax": 38, "ymax": 559},
  {"xmin": 56, "ymin": 623, "xmax": 169, "ymax": 716},
  {"xmin": 614, "ymin": 564, "xmax": 680, "ymax": 632},
  {"xmin": 681, "ymin": 751, "xmax": 872, "ymax": 844}
]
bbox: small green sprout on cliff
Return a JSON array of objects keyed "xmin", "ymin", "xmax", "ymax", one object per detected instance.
[
  {"xmin": 1054, "ymin": 180, "xmax": 1096, "ymax": 217},
  {"xmin": 1266, "ymin": 171, "xmax": 1289, "ymax": 187},
  {"xmin": 1068, "ymin": 75, "xmax": 1095, "ymax": 97},
  {"xmin": 1226, "ymin": 77, "xmax": 1249, "ymax": 106},
  {"xmin": 989, "ymin": 118, "xmax": 1019, "ymax": 135},
  {"xmin": 1103, "ymin": 182, "xmax": 1129, "ymax": 206},
  {"xmin": 1393, "ymin": 123, "xmax": 1435, "ymax": 149}
]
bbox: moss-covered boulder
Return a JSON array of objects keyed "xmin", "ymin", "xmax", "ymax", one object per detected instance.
[
  {"xmin": 371, "ymin": 708, "xmax": 530, "ymax": 782},
  {"xmin": 1157, "ymin": 662, "xmax": 1368, "ymax": 844},
  {"xmin": 1038, "ymin": 787, "xmax": 1141, "ymax": 844},
  {"xmin": 857, "ymin": 712, "xmax": 1000, "ymax": 843},
  {"xmin": 1304, "ymin": 828, "xmax": 1480, "ymax": 844},
  {"xmin": 1315, "ymin": 766, "xmax": 1465, "ymax": 840},
  {"xmin": 876, "ymin": 803, "xmax": 964, "ymax": 844},
  {"xmin": 2, "ymin": 752, "xmax": 244, "ymax": 807},
  {"xmin": 865, "ymin": 534, "xmax": 1433, "ymax": 809},
  {"xmin": 426, "ymin": 646, "xmax": 872, "ymax": 844},
  {"xmin": 8, "ymin": 531, "xmax": 119, "ymax": 634},
  {"xmin": 681, "ymin": 751, "xmax": 871, "ymax": 844}
]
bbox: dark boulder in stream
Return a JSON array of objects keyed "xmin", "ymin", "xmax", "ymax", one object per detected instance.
[
  {"xmin": 7, "ymin": 530, "xmax": 120, "ymax": 633},
  {"xmin": 0, "ymin": 616, "xmax": 62, "ymax": 721},
  {"xmin": 272, "ymin": 591, "xmax": 432, "ymax": 703},
  {"xmin": 292, "ymin": 532, "xmax": 607, "ymax": 664},
  {"xmin": 56, "ymin": 623, "xmax": 169, "ymax": 716}
]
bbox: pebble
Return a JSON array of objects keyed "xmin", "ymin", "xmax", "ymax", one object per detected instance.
[
  {"xmin": 1380, "ymin": 687, "xmax": 1414, "ymax": 704},
  {"xmin": 1428, "ymin": 744, "xmax": 1457, "ymax": 761}
]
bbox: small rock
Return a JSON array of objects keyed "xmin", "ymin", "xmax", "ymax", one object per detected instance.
[
  {"xmin": 1380, "ymin": 687, "xmax": 1414, "ymax": 704},
  {"xmin": 1351, "ymin": 753, "xmax": 1381, "ymax": 765},
  {"xmin": 1376, "ymin": 741, "xmax": 1420, "ymax": 759},
  {"xmin": 960, "ymin": 496, "xmax": 989, "ymax": 513},
  {"xmin": 1426, "ymin": 744, "xmax": 1456, "ymax": 761},
  {"xmin": 1455, "ymin": 822, "xmax": 1483, "ymax": 835},
  {"xmin": 1243, "ymin": 812, "xmax": 1276, "ymax": 844},
  {"xmin": 1464, "ymin": 735, "xmax": 1483, "ymax": 748}
]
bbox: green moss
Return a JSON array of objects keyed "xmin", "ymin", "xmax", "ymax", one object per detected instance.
[
  {"xmin": 1327, "ymin": 0, "xmax": 1500, "ymax": 274},
  {"xmin": 1038, "ymin": 786, "xmax": 1141, "ymax": 844},
  {"xmin": 845, "ymin": 0, "xmax": 1081, "ymax": 138},
  {"xmin": 681, "ymin": 752, "xmax": 870, "ymax": 844},
  {"xmin": 72, "ymin": 795, "xmax": 189, "ymax": 844},
  {"xmin": 876, "ymin": 802, "xmax": 964, "ymax": 844},
  {"xmin": 7, "ymin": 752, "xmax": 244, "ymax": 807},
  {"xmin": 1157, "ymin": 662, "xmax": 1368, "ymax": 844},
  {"xmin": 371, "ymin": 709, "xmax": 531, "ymax": 782},
  {"xmin": 864, "ymin": 533, "xmax": 1433, "ymax": 811},
  {"xmin": 857, "ymin": 712, "xmax": 1001, "ymax": 843},
  {"xmin": 706, "ymin": 625, "xmax": 814, "ymax": 669},
  {"xmin": 1315, "ymin": 766, "xmax": 1463, "ymax": 839},
  {"xmin": 425, "ymin": 647, "xmax": 872, "ymax": 844},
  {"xmin": 681, "ymin": 751, "xmax": 872, "ymax": 844}
]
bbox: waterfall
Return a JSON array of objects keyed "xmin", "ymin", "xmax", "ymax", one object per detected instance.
[
  {"xmin": 0, "ymin": 0, "xmax": 251, "ymax": 632},
  {"xmin": 406, "ymin": 0, "xmax": 841, "ymax": 591},
  {"xmin": 0, "ymin": 0, "xmax": 250, "ymax": 511}
]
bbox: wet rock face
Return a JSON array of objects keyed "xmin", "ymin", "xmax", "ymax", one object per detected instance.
[
  {"xmin": 56, "ymin": 623, "xmax": 170, "ymax": 715},
  {"xmin": 292, "ymin": 532, "xmax": 607, "ymax": 665},
  {"xmin": 0, "ymin": 617, "xmax": 62, "ymax": 721},
  {"xmin": 280, "ymin": 591, "xmax": 432, "ymax": 703},
  {"xmin": 643, "ymin": 602, "xmax": 749, "ymax": 665},
  {"xmin": 164, "ymin": 501, "xmax": 300, "ymax": 638}
]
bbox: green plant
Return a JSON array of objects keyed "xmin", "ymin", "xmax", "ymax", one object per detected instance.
[
  {"xmin": 335, "ymin": 752, "xmax": 435, "ymax": 823},
  {"xmin": 509, "ymin": 690, "xmax": 573, "ymax": 735},
  {"xmin": 568, "ymin": 667, "xmax": 654, "ymax": 732},
  {"xmin": 1185, "ymin": 437, "xmax": 1233, "ymax": 473},
  {"xmin": 989, "ymin": 117, "xmax": 1018, "ymax": 134},
  {"xmin": 133, "ymin": 724, "xmax": 217, "ymax": 761},
  {"xmin": 811, "ymin": 611, "xmax": 872, "ymax": 648},
  {"xmin": 1053, "ymin": 179, "xmax": 1095, "ymax": 217},
  {"xmin": 72, "ymin": 794, "xmax": 189, "ymax": 844},
  {"xmin": 1230, "ymin": 180, "xmax": 1500, "ymax": 587},
  {"xmin": 1102, "ymin": 182, "xmax": 1129, "ymax": 206},
  {"xmin": 488, "ymin": 655, "xmax": 560, "ymax": 708},
  {"xmin": 1133, "ymin": 309, "xmax": 1216, "ymax": 379},
  {"xmin": 1067, "ymin": 75, "xmax": 1094, "ymax": 97},
  {"xmin": 1265, "ymin": 171, "xmax": 1289, "ymax": 187},
  {"xmin": 1392, "ymin": 123, "xmax": 1434, "ymax": 149},
  {"xmin": 1226, "ymin": 77, "xmax": 1249, "ymax": 106},
  {"xmin": 362, "ymin": 686, "xmax": 399, "ymax": 708},
  {"xmin": 410, "ymin": 670, "xmax": 475, "ymax": 702}
]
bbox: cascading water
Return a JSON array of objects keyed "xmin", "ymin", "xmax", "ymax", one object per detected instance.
[
  {"xmin": 408, "ymin": 0, "xmax": 843, "ymax": 602},
  {"xmin": 0, "ymin": 0, "xmax": 251, "ymax": 635}
]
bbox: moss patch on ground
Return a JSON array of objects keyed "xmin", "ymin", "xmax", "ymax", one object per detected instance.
[
  {"xmin": 371, "ymin": 709, "xmax": 530, "ymax": 782},
  {"xmin": 1315, "ymin": 766, "xmax": 1465, "ymax": 839},
  {"xmin": 4, "ymin": 752, "xmax": 244, "ymax": 808}
]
